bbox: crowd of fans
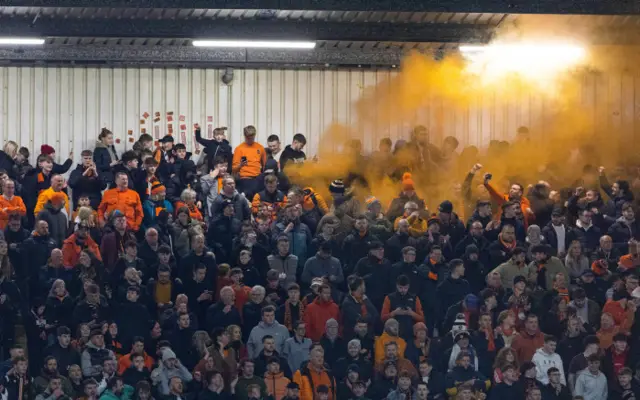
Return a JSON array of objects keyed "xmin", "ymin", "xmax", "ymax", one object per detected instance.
[{"xmin": 0, "ymin": 123, "xmax": 637, "ymax": 400}]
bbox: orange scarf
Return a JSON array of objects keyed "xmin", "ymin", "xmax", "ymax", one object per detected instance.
[
  {"xmin": 283, "ymin": 300, "xmax": 304, "ymax": 331},
  {"xmin": 499, "ymin": 233, "xmax": 517, "ymax": 251},
  {"xmin": 352, "ymin": 293, "xmax": 368, "ymax": 317},
  {"xmin": 481, "ymin": 327, "xmax": 496, "ymax": 351}
]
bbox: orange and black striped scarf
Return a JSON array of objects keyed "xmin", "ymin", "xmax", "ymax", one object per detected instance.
[{"xmin": 283, "ymin": 300, "xmax": 305, "ymax": 331}]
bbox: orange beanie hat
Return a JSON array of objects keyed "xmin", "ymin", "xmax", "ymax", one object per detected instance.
[{"xmin": 402, "ymin": 172, "xmax": 415, "ymax": 191}]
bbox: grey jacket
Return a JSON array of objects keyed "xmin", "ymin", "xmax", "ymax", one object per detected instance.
[
  {"xmin": 152, "ymin": 363, "xmax": 193, "ymax": 396},
  {"xmin": 210, "ymin": 190, "xmax": 250, "ymax": 221},
  {"xmin": 199, "ymin": 174, "xmax": 223, "ymax": 217},
  {"xmin": 247, "ymin": 321, "xmax": 289, "ymax": 359},
  {"xmin": 81, "ymin": 342, "xmax": 116, "ymax": 378},
  {"xmin": 301, "ymin": 254, "xmax": 344, "ymax": 286},
  {"xmin": 282, "ymin": 336, "xmax": 312, "ymax": 373},
  {"xmin": 267, "ymin": 253, "xmax": 299, "ymax": 288}
]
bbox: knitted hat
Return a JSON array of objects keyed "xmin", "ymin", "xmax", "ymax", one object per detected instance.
[
  {"xmin": 50, "ymin": 192, "xmax": 66, "ymax": 206},
  {"xmin": 464, "ymin": 244, "xmax": 479, "ymax": 257},
  {"xmin": 329, "ymin": 179, "xmax": 345, "ymax": 194},
  {"xmin": 266, "ymin": 269, "xmax": 279, "ymax": 282},
  {"xmin": 365, "ymin": 196, "xmax": 381, "ymax": 209},
  {"xmin": 286, "ymin": 382, "xmax": 300, "ymax": 390},
  {"xmin": 451, "ymin": 314, "xmax": 467, "ymax": 338},
  {"xmin": 40, "ymin": 144, "xmax": 55, "ymax": 155},
  {"xmin": 347, "ymin": 364, "xmax": 360, "ymax": 374},
  {"xmin": 438, "ymin": 200, "xmax": 453, "ymax": 214},
  {"xmin": 150, "ymin": 182, "xmax": 166, "ymax": 195},
  {"xmin": 402, "ymin": 172, "xmax": 415, "ymax": 191}
]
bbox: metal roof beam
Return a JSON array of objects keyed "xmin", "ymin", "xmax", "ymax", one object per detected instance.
[
  {"xmin": 0, "ymin": 45, "xmax": 405, "ymax": 67},
  {"xmin": 0, "ymin": 17, "xmax": 492, "ymax": 43},
  {"xmin": 1, "ymin": 0, "xmax": 638, "ymax": 15}
]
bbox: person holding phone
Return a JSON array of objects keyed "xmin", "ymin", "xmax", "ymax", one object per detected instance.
[{"xmin": 232, "ymin": 125, "xmax": 266, "ymax": 201}]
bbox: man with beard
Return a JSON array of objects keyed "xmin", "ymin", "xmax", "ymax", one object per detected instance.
[
  {"xmin": 382, "ymin": 275, "xmax": 425, "ymax": 343},
  {"xmin": 100, "ymin": 211, "xmax": 137, "ymax": 275},
  {"xmin": 355, "ymin": 241, "xmax": 392, "ymax": 311},
  {"xmin": 385, "ymin": 219, "xmax": 419, "ymax": 264},
  {"xmin": 542, "ymin": 208, "xmax": 573, "ymax": 258},
  {"xmin": 342, "ymin": 215, "xmax": 380, "ymax": 276},
  {"xmin": 390, "ymin": 246, "xmax": 427, "ymax": 297},
  {"xmin": 45, "ymin": 327, "xmax": 81, "ymax": 376},
  {"xmin": 99, "ymin": 376, "xmax": 133, "ymax": 400},
  {"xmin": 483, "ymin": 173, "xmax": 532, "ymax": 228},
  {"xmin": 273, "ymin": 204, "xmax": 312, "ymax": 269},
  {"xmin": 22, "ymin": 219, "xmax": 57, "ymax": 297},
  {"xmin": 525, "ymin": 245, "xmax": 569, "ymax": 290},
  {"xmin": 454, "ymin": 221, "xmax": 490, "ymax": 260}
]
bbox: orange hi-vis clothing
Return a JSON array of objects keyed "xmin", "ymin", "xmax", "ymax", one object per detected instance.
[
  {"xmin": 232, "ymin": 142, "xmax": 266, "ymax": 178},
  {"xmin": 484, "ymin": 181, "xmax": 532, "ymax": 228},
  {"xmin": 34, "ymin": 188, "xmax": 70, "ymax": 217},
  {"xmin": 0, "ymin": 195, "xmax": 26, "ymax": 229},
  {"xmin": 98, "ymin": 188, "xmax": 143, "ymax": 231}
]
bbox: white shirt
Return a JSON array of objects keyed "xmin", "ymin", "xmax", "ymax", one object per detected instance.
[{"xmin": 552, "ymin": 224, "xmax": 566, "ymax": 255}]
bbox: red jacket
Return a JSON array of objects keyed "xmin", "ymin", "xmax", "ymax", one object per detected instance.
[
  {"xmin": 511, "ymin": 330, "xmax": 544, "ymax": 363},
  {"xmin": 303, "ymin": 297, "xmax": 340, "ymax": 342}
]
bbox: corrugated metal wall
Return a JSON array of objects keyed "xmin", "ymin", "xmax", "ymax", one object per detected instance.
[{"xmin": 0, "ymin": 66, "xmax": 638, "ymax": 164}]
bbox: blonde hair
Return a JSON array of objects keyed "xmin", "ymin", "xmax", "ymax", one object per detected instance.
[
  {"xmin": 180, "ymin": 188, "xmax": 197, "ymax": 202},
  {"xmin": 3, "ymin": 141, "xmax": 17, "ymax": 157},
  {"xmin": 243, "ymin": 125, "xmax": 257, "ymax": 136}
]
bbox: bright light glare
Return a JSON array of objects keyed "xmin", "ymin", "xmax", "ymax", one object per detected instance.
[
  {"xmin": 0, "ymin": 37, "xmax": 45, "ymax": 45},
  {"xmin": 193, "ymin": 40, "xmax": 316, "ymax": 49},
  {"xmin": 459, "ymin": 42, "xmax": 587, "ymax": 84}
]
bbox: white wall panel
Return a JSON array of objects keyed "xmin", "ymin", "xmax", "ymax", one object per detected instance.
[{"xmin": 0, "ymin": 66, "xmax": 639, "ymax": 167}]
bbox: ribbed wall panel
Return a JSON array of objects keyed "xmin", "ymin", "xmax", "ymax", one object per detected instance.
[{"xmin": 0, "ymin": 67, "xmax": 638, "ymax": 164}]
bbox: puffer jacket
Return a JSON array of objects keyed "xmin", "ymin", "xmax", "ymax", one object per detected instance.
[
  {"xmin": 97, "ymin": 188, "xmax": 143, "ymax": 231},
  {"xmin": 273, "ymin": 220, "xmax": 312, "ymax": 268},
  {"xmin": 267, "ymin": 253, "xmax": 298, "ymax": 289},
  {"xmin": 264, "ymin": 371, "xmax": 290, "ymax": 400}
]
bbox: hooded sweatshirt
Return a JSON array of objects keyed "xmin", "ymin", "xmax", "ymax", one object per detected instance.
[
  {"xmin": 531, "ymin": 348, "xmax": 566, "ymax": 385},
  {"xmin": 574, "ymin": 369, "xmax": 607, "ymax": 400},
  {"xmin": 247, "ymin": 321, "xmax": 290, "ymax": 359}
]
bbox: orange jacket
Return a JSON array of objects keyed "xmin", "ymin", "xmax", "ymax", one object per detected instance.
[
  {"xmin": 34, "ymin": 187, "xmax": 70, "ymax": 217},
  {"xmin": 251, "ymin": 190, "xmax": 287, "ymax": 219},
  {"xmin": 484, "ymin": 182, "xmax": 532, "ymax": 227},
  {"xmin": 380, "ymin": 295, "xmax": 425, "ymax": 324},
  {"xmin": 98, "ymin": 188, "xmax": 143, "ymax": 231},
  {"xmin": 232, "ymin": 142, "xmax": 266, "ymax": 178},
  {"xmin": 374, "ymin": 332, "xmax": 407, "ymax": 366},
  {"xmin": 0, "ymin": 195, "xmax": 26, "ymax": 229},
  {"xmin": 62, "ymin": 233, "xmax": 102, "ymax": 268},
  {"xmin": 302, "ymin": 188, "xmax": 329, "ymax": 214},
  {"xmin": 264, "ymin": 371, "xmax": 290, "ymax": 400},
  {"xmin": 174, "ymin": 201, "xmax": 203, "ymax": 222},
  {"xmin": 293, "ymin": 366, "xmax": 336, "ymax": 400},
  {"xmin": 303, "ymin": 297, "xmax": 340, "ymax": 342},
  {"xmin": 603, "ymin": 300, "xmax": 635, "ymax": 327},
  {"xmin": 117, "ymin": 352, "xmax": 154, "ymax": 375}
]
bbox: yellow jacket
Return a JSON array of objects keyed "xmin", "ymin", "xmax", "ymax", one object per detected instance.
[
  {"xmin": 34, "ymin": 187, "xmax": 70, "ymax": 217},
  {"xmin": 394, "ymin": 214, "xmax": 426, "ymax": 237},
  {"xmin": 374, "ymin": 332, "xmax": 407, "ymax": 367}
]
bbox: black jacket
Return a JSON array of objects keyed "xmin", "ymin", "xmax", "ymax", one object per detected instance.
[
  {"xmin": 115, "ymin": 300, "xmax": 153, "ymax": 350},
  {"xmin": 207, "ymin": 215, "xmax": 241, "ymax": 264},
  {"xmin": 341, "ymin": 230, "xmax": 379, "ymax": 275},
  {"xmin": 384, "ymin": 233, "xmax": 419, "ymax": 264},
  {"xmin": 22, "ymin": 233, "xmax": 57, "ymax": 280},
  {"xmin": 93, "ymin": 141, "xmax": 118, "ymax": 183},
  {"xmin": 253, "ymin": 350, "xmax": 292, "ymax": 379},
  {"xmin": 206, "ymin": 302, "xmax": 242, "ymax": 333},
  {"xmin": 195, "ymin": 128, "xmax": 233, "ymax": 171},
  {"xmin": 340, "ymin": 294, "xmax": 379, "ymax": 340},
  {"xmin": 542, "ymin": 223, "xmax": 574, "ymax": 257},
  {"xmin": 69, "ymin": 164, "xmax": 106, "ymax": 209},
  {"xmin": 319, "ymin": 335, "xmax": 346, "ymax": 367},
  {"xmin": 436, "ymin": 277, "xmax": 471, "ymax": 321},
  {"xmin": 72, "ymin": 297, "xmax": 110, "ymax": 329},
  {"xmin": 356, "ymin": 256, "xmax": 393, "ymax": 310},
  {"xmin": 541, "ymin": 383, "xmax": 572, "ymax": 400},
  {"xmin": 44, "ymin": 343, "xmax": 81, "ymax": 376},
  {"xmin": 279, "ymin": 145, "xmax": 306, "ymax": 171}
]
